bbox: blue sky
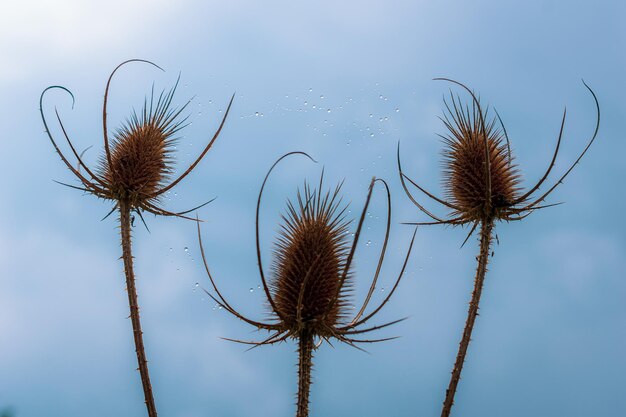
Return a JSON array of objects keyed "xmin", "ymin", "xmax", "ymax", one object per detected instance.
[{"xmin": 1, "ymin": 1, "xmax": 625, "ymax": 416}]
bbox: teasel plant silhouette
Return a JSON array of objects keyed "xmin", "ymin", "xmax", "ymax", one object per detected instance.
[
  {"xmin": 40, "ymin": 59, "xmax": 234, "ymax": 417},
  {"xmin": 397, "ymin": 78, "xmax": 600, "ymax": 417},
  {"xmin": 197, "ymin": 152, "xmax": 416, "ymax": 417}
]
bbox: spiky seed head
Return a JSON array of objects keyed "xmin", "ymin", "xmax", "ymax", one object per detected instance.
[
  {"xmin": 441, "ymin": 96, "xmax": 521, "ymax": 221},
  {"xmin": 271, "ymin": 183, "xmax": 351, "ymax": 337},
  {"xmin": 100, "ymin": 88, "xmax": 183, "ymax": 206}
]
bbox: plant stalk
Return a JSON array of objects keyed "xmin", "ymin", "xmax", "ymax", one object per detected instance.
[
  {"xmin": 296, "ymin": 331, "xmax": 314, "ymax": 417},
  {"xmin": 440, "ymin": 219, "xmax": 494, "ymax": 417},
  {"xmin": 119, "ymin": 200, "xmax": 158, "ymax": 417}
]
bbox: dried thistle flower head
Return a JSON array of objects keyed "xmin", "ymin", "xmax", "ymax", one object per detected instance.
[
  {"xmin": 399, "ymin": 78, "xmax": 600, "ymax": 231},
  {"xmin": 199, "ymin": 152, "xmax": 415, "ymax": 347},
  {"xmin": 271, "ymin": 181, "xmax": 351, "ymax": 335},
  {"xmin": 100, "ymin": 85, "xmax": 180, "ymax": 207},
  {"xmin": 40, "ymin": 59, "xmax": 234, "ymax": 220},
  {"xmin": 441, "ymin": 93, "xmax": 521, "ymax": 222}
]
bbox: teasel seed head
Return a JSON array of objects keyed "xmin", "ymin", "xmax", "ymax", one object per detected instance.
[
  {"xmin": 41, "ymin": 59, "xmax": 234, "ymax": 222},
  {"xmin": 199, "ymin": 152, "xmax": 416, "ymax": 352},
  {"xmin": 100, "ymin": 88, "xmax": 182, "ymax": 207},
  {"xmin": 441, "ymin": 94, "xmax": 522, "ymax": 222},
  {"xmin": 271, "ymin": 183, "xmax": 351, "ymax": 336},
  {"xmin": 399, "ymin": 78, "xmax": 600, "ymax": 236}
]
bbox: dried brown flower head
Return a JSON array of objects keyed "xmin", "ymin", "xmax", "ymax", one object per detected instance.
[
  {"xmin": 440, "ymin": 94, "xmax": 521, "ymax": 222},
  {"xmin": 101, "ymin": 90, "xmax": 178, "ymax": 205},
  {"xmin": 40, "ymin": 59, "xmax": 234, "ymax": 220},
  {"xmin": 199, "ymin": 152, "xmax": 414, "ymax": 346},
  {"xmin": 271, "ymin": 180, "xmax": 351, "ymax": 335},
  {"xmin": 399, "ymin": 78, "xmax": 600, "ymax": 234}
]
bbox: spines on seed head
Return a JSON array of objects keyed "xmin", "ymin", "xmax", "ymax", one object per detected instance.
[
  {"xmin": 441, "ymin": 95, "xmax": 521, "ymax": 221},
  {"xmin": 100, "ymin": 85, "xmax": 187, "ymax": 206},
  {"xmin": 271, "ymin": 182, "xmax": 352, "ymax": 335}
]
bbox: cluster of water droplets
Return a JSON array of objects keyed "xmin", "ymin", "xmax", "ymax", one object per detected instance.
[{"xmin": 233, "ymin": 84, "xmax": 403, "ymax": 144}]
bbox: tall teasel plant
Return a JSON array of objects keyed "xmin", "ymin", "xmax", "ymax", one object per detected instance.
[
  {"xmin": 197, "ymin": 152, "xmax": 416, "ymax": 417},
  {"xmin": 40, "ymin": 59, "xmax": 234, "ymax": 417},
  {"xmin": 398, "ymin": 79, "xmax": 600, "ymax": 417}
]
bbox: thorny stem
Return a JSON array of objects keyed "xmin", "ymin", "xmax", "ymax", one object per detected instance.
[
  {"xmin": 119, "ymin": 200, "xmax": 158, "ymax": 417},
  {"xmin": 440, "ymin": 219, "xmax": 494, "ymax": 417},
  {"xmin": 297, "ymin": 331, "xmax": 314, "ymax": 417}
]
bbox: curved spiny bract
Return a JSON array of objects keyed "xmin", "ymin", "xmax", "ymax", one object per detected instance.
[
  {"xmin": 398, "ymin": 79, "xmax": 600, "ymax": 417},
  {"xmin": 198, "ymin": 153, "xmax": 416, "ymax": 417},
  {"xmin": 40, "ymin": 59, "xmax": 234, "ymax": 417}
]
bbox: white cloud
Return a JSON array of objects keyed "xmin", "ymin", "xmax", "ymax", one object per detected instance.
[{"xmin": 0, "ymin": 0, "xmax": 183, "ymax": 82}]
